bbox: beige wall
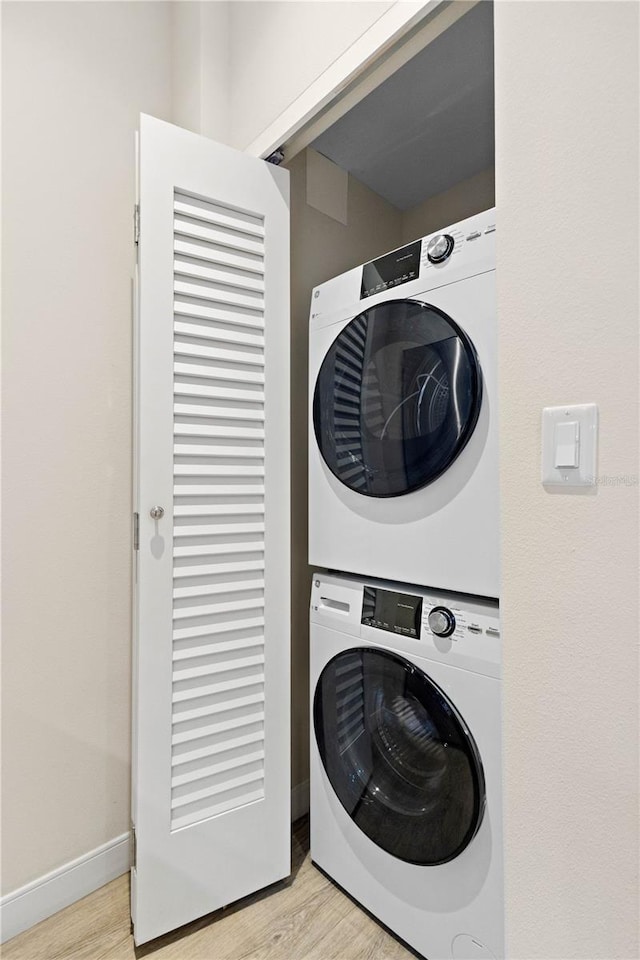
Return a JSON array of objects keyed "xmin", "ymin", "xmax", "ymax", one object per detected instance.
[
  {"xmin": 171, "ymin": 1, "xmax": 230, "ymax": 141},
  {"xmin": 287, "ymin": 150, "xmax": 402, "ymax": 788},
  {"xmin": 1, "ymin": 1, "xmax": 173, "ymax": 894},
  {"xmin": 402, "ymin": 166, "xmax": 495, "ymax": 243},
  {"xmin": 228, "ymin": 1, "xmax": 394, "ymax": 150},
  {"xmin": 494, "ymin": 3, "xmax": 639, "ymax": 957}
]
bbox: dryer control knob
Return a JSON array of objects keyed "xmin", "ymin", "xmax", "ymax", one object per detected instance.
[
  {"xmin": 428, "ymin": 606, "xmax": 456, "ymax": 637},
  {"xmin": 426, "ymin": 234, "xmax": 454, "ymax": 264}
]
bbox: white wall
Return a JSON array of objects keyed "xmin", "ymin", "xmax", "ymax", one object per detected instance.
[
  {"xmin": 1, "ymin": 0, "xmax": 173, "ymax": 895},
  {"xmin": 228, "ymin": 1, "xmax": 395, "ymax": 150},
  {"xmin": 494, "ymin": 3, "xmax": 639, "ymax": 957}
]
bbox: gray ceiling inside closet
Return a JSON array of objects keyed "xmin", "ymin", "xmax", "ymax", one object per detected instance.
[{"xmin": 311, "ymin": 2, "xmax": 495, "ymax": 211}]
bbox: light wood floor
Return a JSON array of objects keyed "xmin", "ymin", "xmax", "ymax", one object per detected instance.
[{"xmin": 3, "ymin": 819, "xmax": 414, "ymax": 960}]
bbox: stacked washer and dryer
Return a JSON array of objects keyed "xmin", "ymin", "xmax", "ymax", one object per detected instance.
[{"xmin": 307, "ymin": 210, "xmax": 503, "ymax": 960}]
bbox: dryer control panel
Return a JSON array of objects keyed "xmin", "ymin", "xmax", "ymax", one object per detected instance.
[
  {"xmin": 310, "ymin": 208, "xmax": 496, "ymax": 328},
  {"xmin": 360, "ymin": 241, "xmax": 421, "ymax": 298}
]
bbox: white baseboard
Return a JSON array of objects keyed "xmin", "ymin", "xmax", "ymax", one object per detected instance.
[
  {"xmin": 1, "ymin": 832, "xmax": 131, "ymax": 944},
  {"xmin": 291, "ymin": 778, "xmax": 310, "ymax": 822},
  {"xmin": 2, "ymin": 781, "xmax": 311, "ymax": 944}
]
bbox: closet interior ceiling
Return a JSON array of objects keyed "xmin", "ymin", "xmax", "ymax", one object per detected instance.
[{"xmin": 310, "ymin": 1, "xmax": 494, "ymax": 211}]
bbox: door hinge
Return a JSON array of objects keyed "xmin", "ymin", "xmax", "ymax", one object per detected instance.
[
  {"xmin": 265, "ymin": 146, "xmax": 285, "ymax": 165},
  {"xmin": 134, "ymin": 203, "xmax": 140, "ymax": 245},
  {"xmin": 133, "ymin": 512, "xmax": 139, "ymax": 551},
  {"xmin": 131, "ymin": 825, "xmax": 137, "ymax": 870}
]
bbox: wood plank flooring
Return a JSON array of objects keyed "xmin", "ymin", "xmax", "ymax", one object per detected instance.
[{"xmin": 3, "ymin": 819, "xmax": 414, "ymax": 960}]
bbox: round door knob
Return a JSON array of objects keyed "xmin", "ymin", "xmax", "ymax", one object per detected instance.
[
  {"xmin": 149, "ymin": 505, "xmax": 165, "ymax": 520},
  {"xmin": 428, "ymin": 606, "xmax": 456, "ymax": 637},
  {"xmin": 426, "ymin": 234, "xmax": 454, "ymax": 264}
]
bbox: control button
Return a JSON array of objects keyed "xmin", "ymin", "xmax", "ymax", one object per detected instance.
[
  {"xmin": 466, "ymin": 230, "xmax": 482, "ymax": 241},
  {"xmin": 467, "ymin": 624, "xmax": 483, "ymax": 634},
  {"xmin": 426, "ymin": 234, "xmax": 455, "ymax": 264},
  {"xmin": 428, "ymin": 606, "xmax": 456, "ymax": 637},
  {"xmin": 485, "ymin": 627, "xmax": 500, "ymax": 637},
  {"xmin": 484, "ymin": 224, "xmax": 496, "ymax": 234}
]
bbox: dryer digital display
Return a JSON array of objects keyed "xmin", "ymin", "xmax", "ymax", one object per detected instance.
[{"xmin": 360, "ymin": 241, "xmax": 421, "ymax": 299}]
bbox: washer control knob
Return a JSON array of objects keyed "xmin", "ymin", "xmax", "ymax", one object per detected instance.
[
  {"xmin": 428, "ymin": 606, "xmax": 456, "ymax": 637},
  {"xmin": 426, "ymin": 234, "xmax": 454, "ymax": 264}
]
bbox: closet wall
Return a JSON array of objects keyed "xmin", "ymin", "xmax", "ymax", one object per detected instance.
[
  {"xmin": 401, "ymin": 167, "xmax": 495, "ymax": 243},
  {"xmin": 287, "ymin": 150, "xmax": 403, "ymax": 789}
]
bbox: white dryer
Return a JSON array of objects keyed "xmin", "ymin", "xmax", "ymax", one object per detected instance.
[
  {"xmin": 310, "ymin": 572, "xmax": 503, "ymax": 960},
  {"xmin": 309, "ymin": 210, "xmax": 498, "ymax": 598}
]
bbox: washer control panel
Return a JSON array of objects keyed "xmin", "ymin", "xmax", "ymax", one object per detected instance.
[
  {"xmin": 421, "ymin": 594, "xmax": 501, "ymax": 664},
  {"xmin": 311, "ymin": 572, "xmax": 500, "ymax": 677}
]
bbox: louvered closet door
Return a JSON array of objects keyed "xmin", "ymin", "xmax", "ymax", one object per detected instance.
[{"xmin": 132, "ymin": 115, "xmax": 290, "ymax": 945}]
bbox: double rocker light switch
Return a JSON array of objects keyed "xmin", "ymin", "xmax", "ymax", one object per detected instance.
[{"xmin": 542, "ymin": 404, "xmax": 598, "ymax": 488}]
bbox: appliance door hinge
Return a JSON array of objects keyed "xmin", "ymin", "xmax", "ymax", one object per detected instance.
[
  {"xmin": 134, "ymin": 203, "xmax": 140, "ymax": 245},
  {"xmin": 133, "ymin": 512, "xmax": 139, "ymax": 551}
]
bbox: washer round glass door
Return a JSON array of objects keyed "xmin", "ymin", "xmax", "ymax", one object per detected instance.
[
  {"xmin": 313, "ymin": 648, "xmax": 485, "ymax": 865},
  {"xmin": 313, "ymin": 299, "xmax": 482, "ymax": 497}
]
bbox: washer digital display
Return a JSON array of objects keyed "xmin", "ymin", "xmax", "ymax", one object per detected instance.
[{"xmin": 361, "ymin": 586, "xmax": 422, "ymax": 638}]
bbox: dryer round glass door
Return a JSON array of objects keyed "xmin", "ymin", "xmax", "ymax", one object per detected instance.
[
  {"xmin": 313, "ymin": 299, "xmax": 482, "ymax": 497},
  {"xmin": 313, "ymin": 648, "xmax": 485, "ymax": 865}
]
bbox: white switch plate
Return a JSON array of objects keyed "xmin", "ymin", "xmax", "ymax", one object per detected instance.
[{"xmin": 542, "ymin": 403, "xmax": 598, "ymax": 488}]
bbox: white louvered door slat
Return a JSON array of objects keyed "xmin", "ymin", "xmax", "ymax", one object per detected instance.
[{"xmin": 132, "ymin": 115, "xmax": 290, "ymax": 945}]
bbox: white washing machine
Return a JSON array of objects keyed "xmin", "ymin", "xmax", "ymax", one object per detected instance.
[
  {"xmin": 310, "ymin": 571, "xmax": 503, "ymax": 960},
  {"xmin": 309, "ymin": 210, "xmax": 498, "ymax": 598}
]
